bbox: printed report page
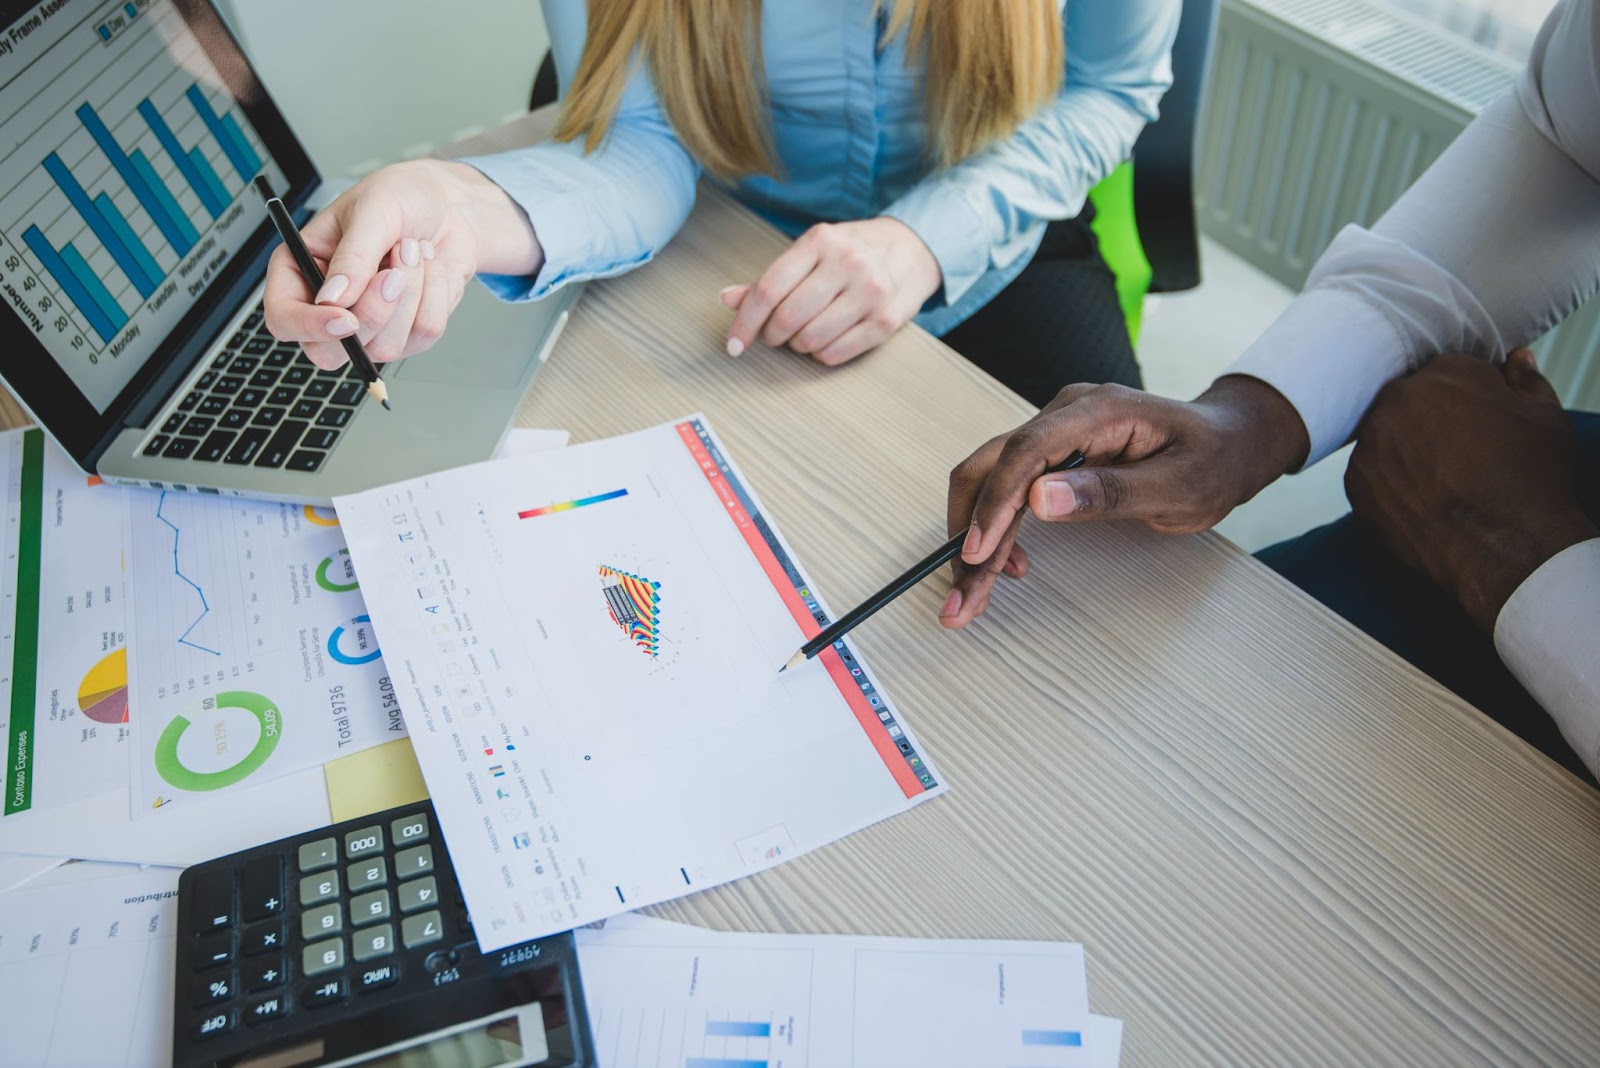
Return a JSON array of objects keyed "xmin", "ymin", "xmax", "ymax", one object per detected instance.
[{"xmin": 337, "ymin": 416, "xmax": 946, "ymax": 949}]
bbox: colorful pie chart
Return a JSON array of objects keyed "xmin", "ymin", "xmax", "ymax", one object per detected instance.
[{"xmin": 78, "ymin": 647, "xmax": 129, "ymax": 724}]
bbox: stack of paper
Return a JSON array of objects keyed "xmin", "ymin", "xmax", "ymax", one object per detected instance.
[
  {"xmin": 577, "ymin": 914, "xmax": 1125, "ymax": 1068},
  {"xmin": 0, "ymin": 427, "xmax": 566, "ymax": 868}
]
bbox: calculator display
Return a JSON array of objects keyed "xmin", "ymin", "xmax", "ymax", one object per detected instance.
[{"xmin": 237, "ymin": 1005, "xmax": 551, "ymax": 1068}]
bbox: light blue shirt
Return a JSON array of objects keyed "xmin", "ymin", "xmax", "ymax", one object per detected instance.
[{"xmin": 465, "ymin": 0, "xmax": 1179, "ymax": 335}]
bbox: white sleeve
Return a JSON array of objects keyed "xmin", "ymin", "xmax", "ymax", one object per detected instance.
[
  {"xmin": 1493, "ymin": 540, "xmax": 1600, "ymax": 779},
  {"xmin": 1225, "ymin": 0, "xmax": 1600, "ymax": 466}
]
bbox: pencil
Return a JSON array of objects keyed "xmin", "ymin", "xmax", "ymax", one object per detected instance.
[
  {"xmin": 778, "ymin": 449, "xmax": 1086, "ymax": 673},
  {"xmin": 251, "ymin": 176, "xmax": 391, "ymax": 411}
]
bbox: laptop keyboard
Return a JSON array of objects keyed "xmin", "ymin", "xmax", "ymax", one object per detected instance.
[{"xmin": 141, "ymin": 303, "xmax": 372, "ymax": 474}]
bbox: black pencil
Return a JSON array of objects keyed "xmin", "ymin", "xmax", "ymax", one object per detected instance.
[
  {"xmin": 778, "ymin": 449, "xmax": 1086, "ymax": 673},
  {"xmin": 251, "ymin": 176, "xmax": 391, "ymax": 411}
]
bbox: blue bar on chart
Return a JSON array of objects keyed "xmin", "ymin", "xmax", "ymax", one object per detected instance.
[
  {"xmin": 129, "ymin": 150, "xmax": 198, "ymax": 252},
  {"xmin": 685, "ymin": 1060, "xmax": 769, "ymax": 1068},
  {"xmin": 1021, "ymin": 1029, "xmax": 1083, "ymax": 1047},
  {"xmin": 41, "ymin": 153, "xmax": 159, "ymax": 298},
  {"xmin": 705, "ymin": 1021, "xmax": 771, "ymax": 1038},
  {"xmin": 136, "ymin": 98, "xmax": 227, "ymax": 219},
  {"xmin": 93, "ymin": 193, "xmax": 163, "ymax": 288},
  {"xmin": 187, "ymin": 149, "xmax": 231, "ymax": 212},
  {"xmin": 185, "ymin": 84, "xmax": 261, "ymax": 181},
  {"xmin": 74, "ymin": 103, "xmax": 192, "ymax": 259},
  {"xmin": 21, "ymin": 226, "xmax": 123, "ymax": 342}
]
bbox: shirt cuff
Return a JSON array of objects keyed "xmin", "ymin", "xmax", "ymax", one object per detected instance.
[
  {"xmin": 458, "ymin": 152, "xmax": 655, "ymax": 304},
  {"xmin": 1494, "ymin": 538, "xmax": 1600, "ymax": 778},
  {"xmin": 1224, "ymin": 285, "xmax": 1411, "ymax": 468},
  {"xmin": 881, "ymin": 182, "xmax": 995, "ymax": 309}
]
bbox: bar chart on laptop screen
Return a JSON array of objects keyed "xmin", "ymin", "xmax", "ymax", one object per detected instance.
[{"xmin": 0, "ymin": 0, "xmax": 286, "ymax": 412}]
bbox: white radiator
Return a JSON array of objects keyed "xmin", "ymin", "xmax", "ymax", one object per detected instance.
[{"xmin": 1196, "ymin": 0, "xmax": 1600, "ymax": 408}]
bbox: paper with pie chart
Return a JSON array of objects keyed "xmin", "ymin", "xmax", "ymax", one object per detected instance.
[
  {"xmin": 122, "ymin": 492, "xmax": 405, "ymax": 816},
  {"xmin": 0, "ymin": 429, "xmax": 131, "ymax": 825}
]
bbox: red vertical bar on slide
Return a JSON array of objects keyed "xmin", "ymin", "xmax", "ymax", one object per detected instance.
[{"xmin": 674, "ymin": 422, "xmax": 924, "ymax": 798}]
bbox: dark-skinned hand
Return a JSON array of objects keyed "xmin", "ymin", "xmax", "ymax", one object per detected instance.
[
  {"xmin": 1345, "ymin": 349, "xmax": 1598, "ymax": 632},
  {"xmin": 942, "ymin": 375, "xmax": 1311, "ymax": 628}
]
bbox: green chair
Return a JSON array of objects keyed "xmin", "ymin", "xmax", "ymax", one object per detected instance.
[{"xmin": 1088, "ymin": 0, "xmax": 1219, "ymax": 346}]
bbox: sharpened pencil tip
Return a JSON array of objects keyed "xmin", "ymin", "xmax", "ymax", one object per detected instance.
[
  {"xmin": 779, "ymin": 649, "xmax": 806, "ymax": 674},
  {"xmin": 381, "ymin": 398, "xmax": 392, "ymax": 411}
]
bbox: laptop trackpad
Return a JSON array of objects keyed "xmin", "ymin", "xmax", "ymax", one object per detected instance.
[{"xmin": 390, "ymin": 286, "xmax": 558, "ymax": 386}]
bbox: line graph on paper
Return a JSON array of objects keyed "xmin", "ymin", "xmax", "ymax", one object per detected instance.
[{"xmin": 128, "ymin": 490, "xmax": 275, "ymax": 684}]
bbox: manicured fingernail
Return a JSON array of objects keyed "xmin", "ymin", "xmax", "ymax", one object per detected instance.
[
  {"xmin": 940, "ymin": 589, "xmax": 963, "ymax": 617},
  {"xmin": 315, "ymin": 274, "xmax": 349, "ymax": 304},
  {"xmin": 400, "ymin": 238, "xmax": 420, "ymax": 267},
  {"xmin": 326, "ymin": 314, "xmax": 359, "ymax": 338},
  {"xmin": 961, "ymin": 524, "xmax": 982, "ymax": 557},
  {"xmin": 419, "ymin": 240, "xmax": 436, "ymax": 261},
  {"xmin": 726, "ymin": 337, "xmax": 745, "ymax": 357},
  {"xmin": 1041, "ymin": 478, "xmax": 1076, "ymax": 517},
  {"xmin": 380, "ymin": 270, "xmax": 406, "ymax": 302}
]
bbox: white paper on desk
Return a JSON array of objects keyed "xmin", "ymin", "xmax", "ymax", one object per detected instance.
[
  {"xmin": 336, "ymin": 415, "xmax": 946, "ymax": 949},
  {"xmin": 0, "ymin": 429, "xmax": 130, "ymax": 827},
  {"xmin": 575, "ymin": 919, "xmax": 1093, "ymax": 1068},
  {"xmin": 121, "ymin": 489, "xmax": 407, "ymax": 816},
  {"xmin": 0, "ymin": 851, "xmax": 66, "ymax": 892},
  {"xmin": 494, "ymin": 427, "xmax": 570, "ymax": 457},
  {"xmin": 0, "ymin": 861, "xmax": 180, "ymax": 1066}
]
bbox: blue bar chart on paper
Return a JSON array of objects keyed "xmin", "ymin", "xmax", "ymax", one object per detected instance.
[{"xmin": 0, "ymin": 0, "xmax": 285, "ymax": 412}]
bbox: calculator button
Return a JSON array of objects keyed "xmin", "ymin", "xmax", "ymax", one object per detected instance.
[
  {"xmin": 302, "ymin": 938, "xmax": 345, "ymax": 976},
  {"xmin": 194, "ymin": 971, "xmax": 236, "ymax": 1006},
  {"xmin": 348, "ymin": 857, "xmax": 387, "ymax": 893},
  {"xmin": 195, "ymin": 931, "xmax": 234, "ymax": 970},
  {"xmin": 352, "ymin": 923, "xmax": 395, "ymax": 962},
  {"xmin": 192, "ymin": 870, "xmax": 234, "ymax": 933},
  {"xmin": 302, "ymin": 977, "xmax": 346, "ymax": 1009},
  {"xmin": 397, "ymin": 876, "xmax": 438, "ymax": 914},
  {"xmin": 351, "ymin": 889, "xmax": 391, "ymax": 926},
  {"xmin": 299, "ymin": 870, "xmax": 340, "ymax": 906},
  {"xmin": 242, "ymin": 956, "xmax": 286, "ymax": 992},
  {"xmin": 356, "ymin": 963, "xmax": 400, "ymax": 993},
  {"xmin": 301, "ymin": 902, "xmax": 344, "ymax": 941},
  {"xmin": 297, "ymin": 838, "xmax": 337, "ymax": 872},
  {"xmin": 244, "ymin": 995, "xmax": 287, "ymax": 1026},
  {"xmin": 401, "ymin": 911, "xmax": 444, "ymax": 949},
  {"xmin": 391, "ymin": 813, "xmax": 429, "ymax": 845},
  {"xmin": 241, "ymin": 855, "xmax": 285, "ymax": 921},
  {"xmin": 193, "ymin": 1011, "xmax": 234, "ymax": 1042},
  {"xmin": 344, "ymin": 826, "xmax": 384, "ymax": 859},
  {"xmin": 242, "ymin": 920, "xmax": 285, "ymax": 956},
  {"xmin": 395, "ymin": 844, "xmax": 434, "ymax": 879}
]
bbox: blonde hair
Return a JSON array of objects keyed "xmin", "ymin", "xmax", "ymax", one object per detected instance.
[{"xmin": 554, "ymin": 1, "xmax": 1065, "ymax": 179}]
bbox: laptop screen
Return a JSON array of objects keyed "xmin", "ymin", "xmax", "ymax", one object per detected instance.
[{"xmin": 0, "ymin": 0, "xmax": 307, "ymax": 432}]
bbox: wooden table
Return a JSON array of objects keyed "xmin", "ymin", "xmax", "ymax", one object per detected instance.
[{"xmin": 14, "ymin": 112, "xmax": 1600, "ymax": 1065}]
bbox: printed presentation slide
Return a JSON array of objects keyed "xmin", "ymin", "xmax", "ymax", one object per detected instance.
[{"xmin": 337, "ymin": 417, "xmax": 945, "ymax": 949}]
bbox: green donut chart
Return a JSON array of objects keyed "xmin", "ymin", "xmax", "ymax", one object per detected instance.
[
  {"xmin": 153, "ymin": 690, "xmax": 282, "ymax": 791},
  {"xmin": 315, "ymin": 549, "xmax": 360, "ymax": 593}
]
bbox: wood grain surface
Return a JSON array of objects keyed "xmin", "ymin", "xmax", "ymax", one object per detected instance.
[
  {"xmin": 3, "ymin": 110, "xmax": 1590, "ymax": 1066},
  {"xmin": 451, "ymin": 113, "xmax": 1600, "ymax": 1067}
]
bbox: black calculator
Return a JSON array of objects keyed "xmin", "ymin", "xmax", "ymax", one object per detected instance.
[{"xmin": 171, "ymin": 800, "xmax": 594, "ymax": 1068}]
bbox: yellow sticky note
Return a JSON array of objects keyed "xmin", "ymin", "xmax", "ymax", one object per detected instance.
[{"xmin": 323, "ymin": 738, "xmax": 430, "ymax": 822}]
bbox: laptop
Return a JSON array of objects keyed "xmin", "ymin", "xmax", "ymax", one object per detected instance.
[{"xmin": 0, "ymin": 0, "xmax": 579, "ymax": 503}]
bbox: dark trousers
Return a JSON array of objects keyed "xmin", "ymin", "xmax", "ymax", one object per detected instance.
[
  {"xmin": 1256, "ymin": 411, "xmax": 1600, "ymax": 786},
  {"xmin": 938, "ymin": 207, "xmax": 1142, "ymax": 408}
]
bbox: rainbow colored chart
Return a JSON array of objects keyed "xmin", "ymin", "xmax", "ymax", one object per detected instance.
[
  {"xmin": 518, "ymin": 489, "xmax": 629, "ymax": 520},
  {"xmin": 598, "ymin": 565, "xmax": 662, "ymax": 658}
]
